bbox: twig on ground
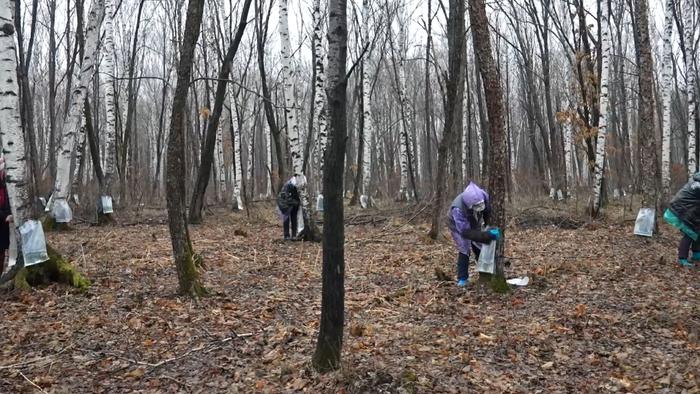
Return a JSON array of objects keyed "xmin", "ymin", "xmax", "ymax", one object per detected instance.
[
  {"xmin": 18, "ymin": 371, "xmax": 48, "ymax": 394},
  {"xmin": 0, "ymin": 346, "xmax": 71, "ymax": 370}
]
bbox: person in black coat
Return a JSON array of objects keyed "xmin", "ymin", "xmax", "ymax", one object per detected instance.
[
  {"xmin": 0, "ymin": 158, "xmax": 13, "ymax": 272},
  {"xmin": 664, "ymin": 172, "xmax": 700, "ymax": 267},
  {"xmin": 277, "ymin": 177, "xmax": 301, "ymax": 240}
]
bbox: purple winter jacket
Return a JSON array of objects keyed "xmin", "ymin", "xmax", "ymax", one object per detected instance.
[{"xmin": 447, "ymin": 182, "xmax": 491, "ymax": 255}]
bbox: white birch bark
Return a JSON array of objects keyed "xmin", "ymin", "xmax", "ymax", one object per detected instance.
[
  {"xmin": 661, "ymin": 0, "xmax": 674, "ymax": 194},
  {"xmin": 215, "ymin": 120, "xmax": 226, "ymax": 202},
  {"xmin": 279, "ymin": 0, "xmax": 310, "ymax": 231},
  {"xmin": 103, "ymin": 0, "xmax": 117, "ymax": 196},
  {"xmin": 70, "ymin": 112, "xmax": 87, "ymax": 201},
  {"xmin": 312, "ymin": 0, "xmax": 328, "ymax": 193},
  {"xmin": 396, "ymin": 26, "xmax": 411, "ymax": 200},
  {"xmin": 360, "ymin": 0, "xmax": 374, "ymax": 202},
  {"xmin": 0, "ymin": 1, "xmax": 48, "ymax": 265},
  {"xmin": 52, "ymin": 0, "xmax": 105, "ymax": 220},
  {"xmin": 246, "ymin": 132, "xmax": 254, "ymax": 194},
  {"xmin": 229, "ymin": 85, "xmax": 244, "ymax": 210},
  {"xmin": 563, "ymin": 118, "xmax": 574, "ymax": 194},
  {"xmin": 265, "ymin": 114, "xmax": 272, "ymax": 198},
  {"xmin": 684, "ymin": 0, "xmax": 697, "ymax": 175},
  {"xmin": 592, "ymin": 0, "xmax": 611, "ymax": 213}
]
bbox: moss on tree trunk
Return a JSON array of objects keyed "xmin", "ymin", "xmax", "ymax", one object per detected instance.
[
  {"xmin": 42, "ymin": 216, "xmax": 71, "ymax": 232},
  {"xmin": 10, "ymin": 244, "xmax": 90, "ymax": 291}
]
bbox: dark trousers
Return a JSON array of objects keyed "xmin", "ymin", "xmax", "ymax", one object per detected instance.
[
  {"xmin": 457, "ymin": 244, "xmax": 481, "ymax": 281},
  {"xmin": 678, "ymin": 234, "xmax": 700, "ymax": 260},
  {"xmin": 283, "ymin": 206, "xmax": 299, "ymax": 238}
]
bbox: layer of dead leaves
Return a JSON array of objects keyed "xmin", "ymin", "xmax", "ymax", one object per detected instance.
[{"xmin": 0, "ymin": 204, "xmax": 698, "ymax": 393}]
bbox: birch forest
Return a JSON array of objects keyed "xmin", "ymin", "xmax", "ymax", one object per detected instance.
[{"xmin": 1, "ymin": 0, "xmax": 699, "ymax": 391}]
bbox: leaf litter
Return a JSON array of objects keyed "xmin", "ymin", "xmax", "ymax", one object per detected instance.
[{"xmin": 0, "ymin": 204, "xmax": 698, "ymax": 393}]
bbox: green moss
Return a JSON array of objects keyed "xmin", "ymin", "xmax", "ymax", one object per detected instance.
[
  {"xmin": 97, "ymin": 212, "xmax": 114, "ymax": 225},
  {"xmin": 489, "ymin": 275, "xmax": 510, "ymax": 294},
  {"xmin": 13, "ymin": 268, "xmax": 30, "ymax": 291},
  {"xmin": 178, "ymin": 242, "xmax": 208, "ymax": 298},
  {"xmin": 16, "ymin": 245, "xmax": 90, "ymax": 292},
  {"xmin": 42, "ymin": 216, "xmax": 70, "ymax": 232}
]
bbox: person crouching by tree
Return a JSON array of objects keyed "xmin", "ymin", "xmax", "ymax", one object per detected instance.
[
  {"xmin": 663, "ymin": 172, "xmax": 700, "ymax": 267},
  {"xmin": 0, "ymin": 158, "xmax": 12, "ymax": 273},
  {"xmin": 446, "ymin": 181, "xmax": 501, "ymax": 287},
  {"xmin": 277, "ymin": 176, "xmax": 301, "ymax": 240}
]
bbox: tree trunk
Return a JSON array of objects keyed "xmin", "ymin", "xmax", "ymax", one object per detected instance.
[
  {"xmin": 635, "ymin": 0, "xmax": 659, "ymax": 210},
  {"xmin": 188, "ymin": 0, "xmax": 251, "ymax": 223},
  {"xmin": 661, "ymin": 0, "xmax": 675, "ymax": 196},
  {"xmin": 468, "ymin": 0, "xmax": 508, "ymax": 292},
  {"xmin": 311, "ymin": 0, "xmax": 328, "ymax": 193},
  {"xmin": 592, "ymin": 0, "xmax": 612, "ymax": 216},
  {"xmin": 359, "ymin": 0, "xmax": 374, "ymax": 205},
  {"xmin": 279, "ymin": 0, "xmax": 320, "ymax": 241},
  {"xmin": 166, "ymin": 0, "xmax": 207, "ymax": 297},
  {"xmin": 428, "ymin": 0, "xmax": 465, "ymax": 240},
  {"xmin": 684, "ymin": 0, "xmax": 697, "ymax": 175},
  {"xmin": 50, "ymin": 0, "xmax": 105, "ymax": 222},
  {"xmin": 312, "ymin": 0, "xmax": 347, "ymax": 372},
  {"xmin": 103, "ymin": 0, "xmax": 117, "ymax": 200},
  {"xmin": 230, "ymin": 93, "xmax": 245, "ymax": 210}
]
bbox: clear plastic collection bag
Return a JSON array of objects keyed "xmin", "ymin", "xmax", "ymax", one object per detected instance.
[
  {"xmin": 477, "ymin": 241, "xmax": 496, "ymax": 274},
  {"xmin": 19, "ymin": 220, "xmax": 49, "ymax": 266},
  {"xmin": 100, "ymin": 195, "xmax": 114, "ymax": 214},
  {"xmin": 633, "ymin": 208, "xmax": 655, "ymax": 237},
  {"xmin": 52, "ymin": 199, "xmax": 73, "ymax": 223}
]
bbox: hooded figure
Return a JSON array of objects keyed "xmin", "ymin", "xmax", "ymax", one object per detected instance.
[
  {"xmin": 446, "ymin": 181, "xmax": 500, "ymax": 287},
  {"xmin": 277, "ymin": 176, "xmax": 301, "ymax": 240},
  {"xmin": 664, "ymin": 172, "xmax": 700, "ymax": 267}
]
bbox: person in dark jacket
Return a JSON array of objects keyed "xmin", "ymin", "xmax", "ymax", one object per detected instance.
[
  {"xmin": 277, "ymin": 177, "xmax": 301, "ymax": 240},
  {"xmin": 447, "ymin": 181, "xmax": 501, "ymax": 287},
  {"xmin": 664, "ymin": 172, "xmax": 700, "ymax": 267},
  {"xmin": 0, "ymin": 158, "xmax": 12, "ymax": 273}
]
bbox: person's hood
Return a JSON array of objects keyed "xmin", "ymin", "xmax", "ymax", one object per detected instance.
[
  {"xmin": 461, "ymin": 182, "xmax": 484, "ymax": 209},
  {"xmin": 693, "ymin": 172, "xmax": 700, "ymax": 182}
]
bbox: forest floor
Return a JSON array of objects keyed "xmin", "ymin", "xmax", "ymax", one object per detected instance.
[{"xmin": 0, "ymin": 201, "xmax": 699, "ymax": 393}]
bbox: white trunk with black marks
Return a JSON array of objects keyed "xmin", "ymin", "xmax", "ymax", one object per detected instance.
[
  {"xmin": 360, "ymin": 0, "xmax": 373, "ymax": 200},
  {"xmin": 70, "ymin": 113, "xmax": 87, "ymax": 199},
  {"xmin": 215, "ymin": 120, "xmax": 226, "ymax": 202},
  {"xmin": 0, "ymin": 1, "xmax": 33, "ymax": 226},
  {"xmin": 396, "ymin": 26, "xmax": 411, "ymax": 200},
  {"xmin": 103, "ymin": 0, "xmax": 117, "ymax": 196},
  {"xmin": 265, "ymin": 116, "xmax": 272, "ymax": 197},
  {"xmin": 476, "ymin": 116, "xmax": 483, "ymax": 177},
  {"xmin": 312, "ymin": 0, "xmax": 328, "ymax": 188},
  {"xmin": 279, "ymin": 0, "xmax": 310, "ymax": 223},
  {"xmin": 52, "ymin": 0, "xmax": 105, "ymax": 215},
  {"xmin": 229, "ymin": 86, "xmax": 243, "ymax": 210},
  {"xmin": 592, "ymin": 0, "xmax": 611, "ymax": 213},
  {"xmin": 661, "ymin": 0, "xmax": 674, "ymax": 194},
  {"xmin": 684, "ymin": 0, "xmax": 697, "ymax": 175},
  {"xmin": 563, "ymin": 119, "xmax": 574, "ymax": 193},
  {"xmin": 246, "ymin": 132, "xmax": 254, "ymax": 193}
]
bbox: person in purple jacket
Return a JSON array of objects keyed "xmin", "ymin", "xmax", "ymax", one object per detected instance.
[{"xmin": 446, "ymin": 181, "xmax": 501, "ymax": 287}]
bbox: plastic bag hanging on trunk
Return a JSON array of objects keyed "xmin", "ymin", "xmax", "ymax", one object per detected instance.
[
  {"xmin": 100, "ymin": 195, "xmax": 114, "ymax": 214},
  {"xmin": 19, "ymin": 220, "xmax": 49, "ymax": 266},
  {"xmin": 52, "ymin": 199, "xmax": 73, "ymax": 223},
  {"xmin": 477, "ymin": 241, "xmax": 496, "ymax": 274},
  {"xmin": 633, "ymin": 208, "xmax": 655, "ymax": 237}
]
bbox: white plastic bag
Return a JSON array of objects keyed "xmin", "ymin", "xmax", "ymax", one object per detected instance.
[
  {"xmin": 296, "ymin": 207, "xmax": 305, "ymax": 235},
  {"xmin": 506, "ymin": 276, "xmax": 529, "ymax": 286},
  {"xmin": 100, "ymin": 195, "xmax": 114, "ymax": 214},
  {"xmin": 633, "ymin": 208, "xmax": 655, "ymax": 237},
  {"xmin": 5, "ymin": 227, "xmax": 17, "ymax": 272},
  {"xmin": 52, "ymin": 199, "xmax": 73, "ymax": 223},
  {"xmin": 19, "ymin": 220, "xmax": 49, "ymax": 266},
  {"xmin": 316, "ymin": 194, "xmax": 324, "ymax": 212},
  {"xmin": 477, "ymin": 241, "xmax": 496, "ymax": 274},
  {"xmin": 360, "ymin": 195, "xmax": 369, "ymax": 209}
]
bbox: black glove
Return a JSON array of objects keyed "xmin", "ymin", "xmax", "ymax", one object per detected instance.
[{"xmin": 460, "ymin": 229, "xmax": 494, "ymax": 243}]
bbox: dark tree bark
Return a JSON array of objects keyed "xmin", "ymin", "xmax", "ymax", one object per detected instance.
[
  {"xmin": 165, "ymin": 0, "xmax": 207, "ymax": 297},
  {"xmin": 83, "ymin": 99, "xmax": 104, "ymax": 187},
  {"xmin": 428, "ymin": 0, "xmax": 465, "ymax": 240},
  {"xmin": 634, "ymin": 0, "xmax": 659, "ymax": 209},
  {"xmin": 312, "ymin": 0, "xmax": 347, "ymax": 373},
  {"xmin": 468, "ymin": 0, "xmax": 508, "ymax": 291},
  {"xmin": 188, "ymin": 0, "xmax": 252, "ymax": 224}
]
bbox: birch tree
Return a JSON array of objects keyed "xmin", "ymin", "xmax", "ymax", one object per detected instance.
[
  {"xmin": 312, "ymin": 0, "xmax": 328, "ymax": 194},
  {"xmin": 660, "ymin": 0, "xmax": 674, "ymax": 195},
  {"xmin": 279, "ymin": 0, "xmax": 320, "ymax": 240},
  {"xmin": 230, "ymin": 87, "xmax": 244, "ymax": 210},
  {"xmin": 684, "ymin": 0, "xmax": 697, "ymax": 175},
  {"xmin": 51, "ymin": 0, "xmax": 105, "ymax": 223},
  {"xmin": 591, "ymin": 0, "xmax": 612, "ymax": 216},
  {"xmin": 360, "ymin": 0, "xmax": 374, "ymax": 206}
]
